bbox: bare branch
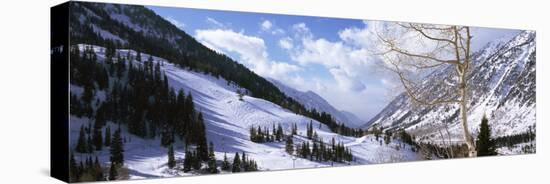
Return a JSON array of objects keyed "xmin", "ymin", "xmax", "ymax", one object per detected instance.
[
  {"xmin": 402, "ymin": 23, "xmax": 456, "ymax": 44},
  {"xmin": 389, "ymin": 46, "xmax": 459, "ymax": 65},
  {"xmin": 390, "ymin": 61, "xmax": 461, "ymax": 106}
]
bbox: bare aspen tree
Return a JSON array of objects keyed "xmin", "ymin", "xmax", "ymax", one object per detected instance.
[{"xmin": 374, "ymin": 23, "xmax": 477, "ymax": 157}]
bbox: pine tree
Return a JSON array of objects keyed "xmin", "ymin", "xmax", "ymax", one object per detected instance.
[
  {"xmin": 312, "ymin": 131, "xmax": 318, "ymax": 141},
  {"xmin": 232, "ymin": 152, "xmax": 241, "ymax": 172},
  {"xmin": 86, "ymin": 135, "xmax": 94, "ymax": 153},
  {"xmin": 104, "ymin": 126, "xmax": 111, "ymax": 147},
  {"xmin": 76, "ymin": 125, "xmax": 88, "ymax": 153},
  {"xmin": 276, "ymin": 124, "xmax": 283, "ymax": 141},
  {"xmin": 196, "ymin": 112, "xmax": 209, "ymax": 161},
  {"xmin": 249, "ymin": 126, "xmax": 257, "ymax": 142},
  {"xmin": 108, "ymin": 162, "xmax": 117, "ymax": 181},
  {"xmin": 312, "ymin": 141, "xmax": 319, "ymax": 161},
  {"xmin": 110, "ymin": 128, "xmax": 124, "ymax": 165},
  {"xmin": 93, "ymin": 156, "xmax": 104, "ymax": 181},
  {"xmin": 183, "ymin": 151, "xmax": 192, "ymax": 172},
  {"xmin": 285, "ymin": 136, "xmax": 294, "ymax": 155},
  {"xmin": 207, "ymin": 142, "xmax": 218, "ymax": 173},
  {"xmin": 92, "ymin": 125, "xmax": 103, "ymax": 151},
  {"xmin": 292, "ymin": 123, "xmax": 297, "ymax": 135},
  {"xmin": 136, "ymin": 51, "xmax": 142, "ymax": 62},
  {"xmin": 241, "ymin": 152, "xmax": 248, "ymax": 171},
  {"xmin": 307, "ymin": 121, "xmax": 313, "ymax": 139},
  {"xmin": 167, "ymin": 144, "xmax": 175, "ymax": 169},
  {"xmin": 191, "ymin": 151, "xmax": 201, "ymax": 170},
  {"xmin": 476, "ymin": 115, "xmax": 497, "ymax": 156},
  {"xmin": 221, "ymin": 153, "xmax": 231, "ymax": 171}
]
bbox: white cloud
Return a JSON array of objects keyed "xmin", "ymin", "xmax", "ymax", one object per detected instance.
[
  {"xmin": 288, "ymin": 26, "xmax": 374, "ymax": 92},
  {"xmin": 338, "ymin": 26, "xmax": 373, "ymax": 49},
  {"xmin": 195, "ymin": 29, "xmax": 301, "ymax": 81},
  {"xmin": 292, "ymin": 23, "xmax": 310, "ymax": 34},
  {"xmin": 260, "ymin": 20, "xmax": 285, "ymax": 35},
  {"xmin": 329, "ymin": 68, "xmax": 366, "ymax": 91},
  {"xmin": 261, "ymin": 20, "xmax": 273, "ymax": 31},
  {"xmin": 272, "ymin": 28, "xmax": 285, "ymax": 35},
  {"xmin": 279, "ymin": 37, "xmax": 294, "ymax": 50},
  {"xmin": 206, "ymin": 17, "xmax": 226, "ymax": 28},
  {"xmin": 283, "ymin": 21, "xmax": 401, "ymax": 120}
]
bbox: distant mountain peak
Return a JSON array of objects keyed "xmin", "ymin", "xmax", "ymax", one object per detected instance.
[{"xmin": 267, "ymin": 78, "xmax": 364, "ymax": 128}]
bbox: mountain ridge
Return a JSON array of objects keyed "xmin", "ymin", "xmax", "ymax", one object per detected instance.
[
  {"xmin": 364, "ymin": 31, "xmax": 536, "ymax": 143},
  {"xmin": 267, "ymin": 78, "xmax": 364, "ymax": 128}
]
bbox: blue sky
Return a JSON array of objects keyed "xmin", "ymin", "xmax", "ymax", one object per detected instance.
[{"xmin": 147, "ymin": 5, "xmax": 520, "ymax": 122}]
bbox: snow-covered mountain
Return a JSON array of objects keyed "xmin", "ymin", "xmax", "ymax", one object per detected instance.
[
  {"xmin": 340, "ymin": 111, "xmax": 365, "ymax": 128},
  {"xmin": 364, "ymin": 31, "xmax": 536, "ymax": 143},
  {"xmin": 67, "ymin": 2, "xmax": 419, "ymax": 180},
  {"xmin": 267, "ymin": 78, "xmax": 364, "ymax": 128},
  {"xmin": 70, "ymin": 45, "xmax": 419, "ymax": 179}
]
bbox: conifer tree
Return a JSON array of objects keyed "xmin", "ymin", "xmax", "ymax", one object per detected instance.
[
  {"xmin": 242, "ymin": 155, "xmax": 250, "ymax": 171},
  {"xmin": 93, "ymin": 125, "xmax": 103, "ymax": 151},
  {"xmin": 136, "ymin": 51, "xmax": 141, "ymax": 62},
  {"xmin": 183, "ymin": 151, "xmax": 192, "ymax": 172},
  {"xmin": 110, "ymin": 128, "xmax": 124, "ymax": 165},
  {"xmin": 232, "ymin": 152, "xmax": 241, "ymax": 172},
  {"xmin": 86, "ymin": 135, "xmax": 94, "ymax": 153},
  {"xmin": 276, "ymin": 124, "xmax": 283, "ymax": 141},
  {"xmin": 196, "ymin": 112, "xmax": 209, "ymax": 161},
  {"xmin": 76, "ymin": 125, "xmax": 88, "ymax": 153},
  {"xmin": 221, "ymin": 153, "xmax": 231, "ymax": 171},
  {"xmin": 93, "ymin": 156, "xmax": 104, "ymax": 181},
  {"xmin": 108, "ymin": 162, "xmax": 117, "ymax": 181},
  {"xmin": 207, "ymin": 142, "xmax": 218, "ymax": 173},
  {"xmin": 167, "ymin": 144, "xmax": 175, "ymax": 169},
  {"xmin": 476, "ymin": 115, "xmax": 497, "ymax": 156},
  {"xmin": 307, "ymin": 121, "xmax": 313, "ymax": 139},
  {"xmin": 104, "ymin": 126, "xmax": 111, "ymax": 147},
  {"xmin": 249, "ymin": 126, "xmax": 257, "ymax": 142},
  {"xmin": 285, "ymin": 136, "xmax": 294, "ymax": 155},
  {"xmin": 191, "ymin": 151, "xmax": 201, "ymax": 170}
]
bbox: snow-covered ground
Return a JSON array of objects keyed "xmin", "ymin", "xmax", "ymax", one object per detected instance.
[
  {"xmin": 496, "ymin": 141, "xmax": 535, "ymax": 155},
  {"xmin": 70, "ymin": 44, "xmax": 420, "ymax": 179}
]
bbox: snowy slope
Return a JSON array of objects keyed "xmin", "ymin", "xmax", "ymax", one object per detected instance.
[
  {"xmin": 364, "ymin": 31, "xmax": 536, "ymax": 146},
  {"xmin": 267, "ymin": 78, "xmax": 365, "ymax": 128},
  {"xmin": 70, "ymin": 45, "xmax": 420, "ymax": 179}
]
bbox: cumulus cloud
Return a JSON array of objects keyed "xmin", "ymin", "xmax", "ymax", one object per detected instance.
[
  {"xmin": 329, "ymin": 68, "xmax": 366, "ymax": 91},
  {"xmin": 260, "ymin": 20, "xmax": 285, "ymax": 35},
  {"xmin": 287, "ymin": 23, "xmax": 376, "ymax": 93},
  {"xmin": 261, "ymin": 20, "xmax": 273, "ymax": 31},
  {"xmin": 282, "ymin": 22, "xmax": 402, "ymax": 120},
  {"xmin": 279, "ymin": 37, "xmax": 293, "ymax": 50},
  {"xmin": 195, "ymin": 28, "xmax": 301, "ymax": 81},
  {"xmin": 292, "ymin": 23, "xmax": 310, "ymax": 34}
]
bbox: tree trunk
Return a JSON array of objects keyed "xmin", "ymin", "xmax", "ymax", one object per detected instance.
[{"xmin": 459, "ymin": 69, "xmax": 476, "ymax": 157}]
